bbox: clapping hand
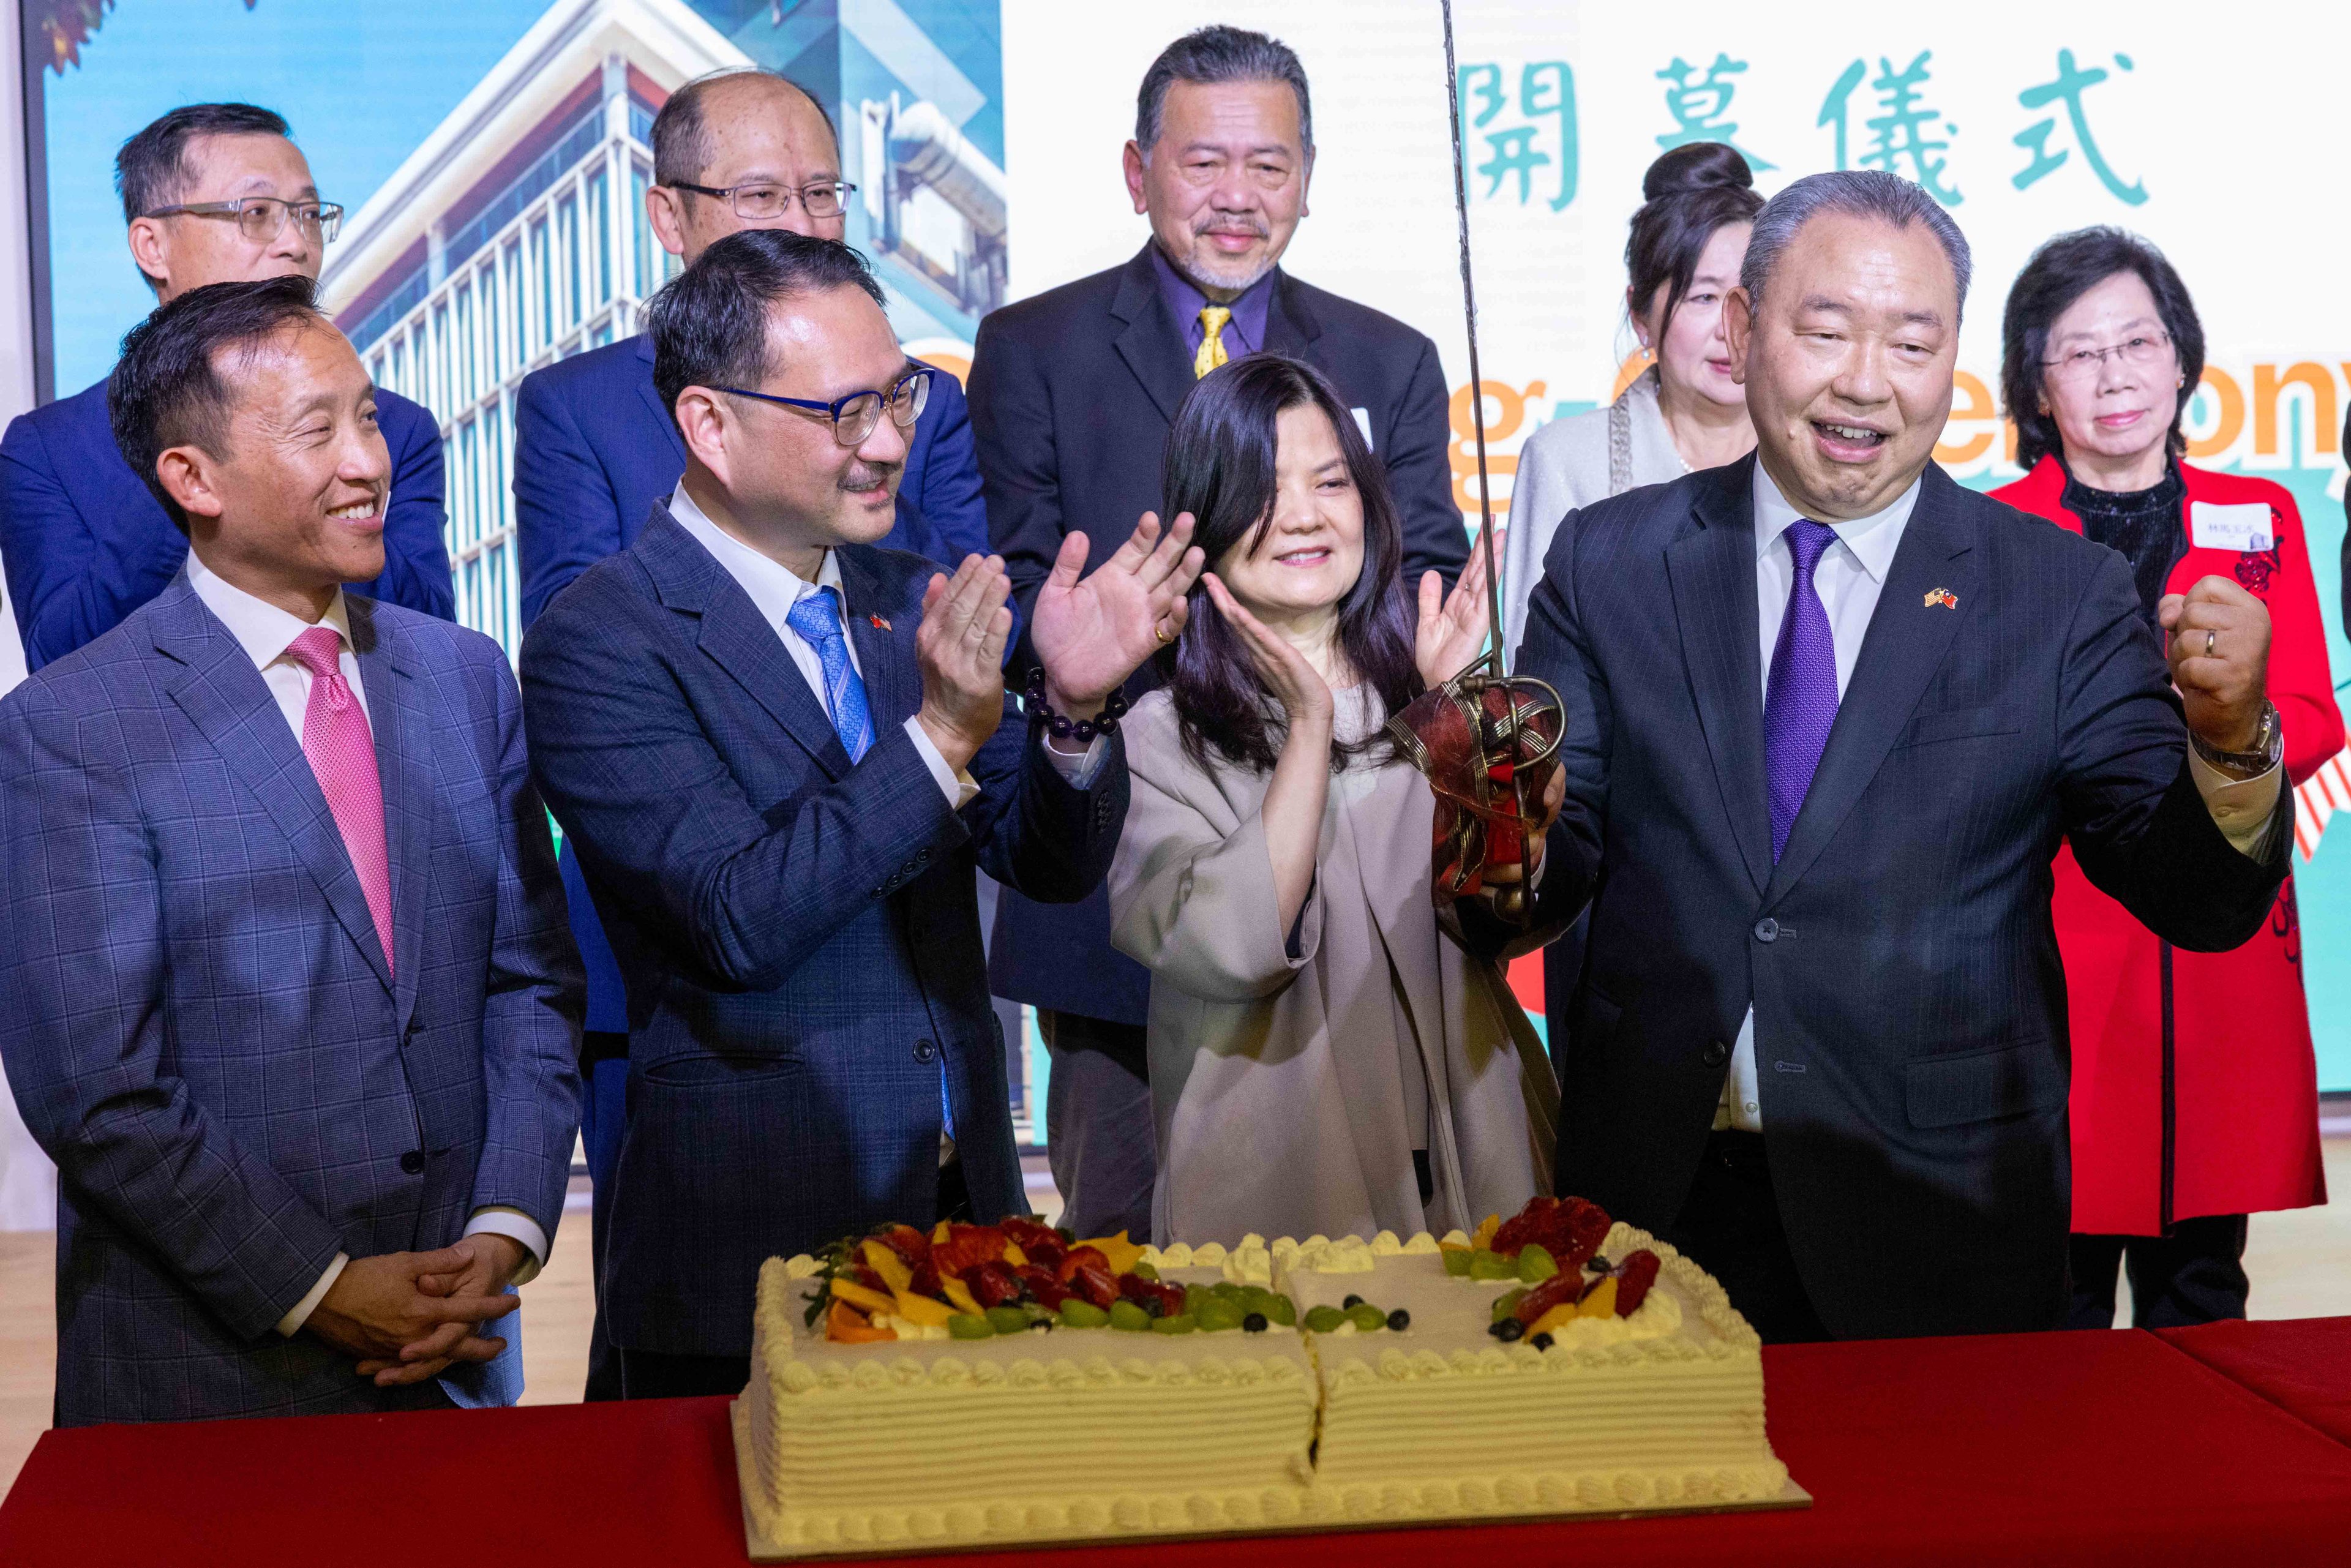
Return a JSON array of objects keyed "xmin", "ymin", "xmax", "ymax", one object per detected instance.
[
  {"xmin": 1202, "ymin": 573, "xmax": 1335, "ymax": 729},
  {"xmin": 2160, "ymin": 576, "xmax": 2273, "ymax": 762},
  {"xmin": 1029, "ymin": 513, "xmax": 1205, "ymax": 718},
  {"xmin": 913, "ymin": 553, "xmax": 1016, "ymax": 774},
  {"xmin": 1414, "ymin": 547, "xmax": 1493, "ymax": 689}
]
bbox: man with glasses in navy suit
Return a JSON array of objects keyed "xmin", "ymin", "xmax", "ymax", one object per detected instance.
[
  {"xmin": 0, "ymin": 103, "xmax": 452, "ymax": 672},
  {"xmin": 511, "ymin": 67, "xmax": 995, "ymax": 1399}
]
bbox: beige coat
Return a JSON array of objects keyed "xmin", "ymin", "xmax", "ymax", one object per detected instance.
[{"xmin": 1108, "ymin": 688, "xmax": 1558, "ymax": 1247}]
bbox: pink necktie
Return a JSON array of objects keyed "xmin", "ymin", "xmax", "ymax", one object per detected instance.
[{"xmin": 286, "ymin": 625, "xmax": 393, "ymax": 973}]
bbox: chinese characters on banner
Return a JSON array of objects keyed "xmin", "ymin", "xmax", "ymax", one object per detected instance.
[{"xmin": 1458, "ymin": 47, "xmax": 2149, "ymax": 212}]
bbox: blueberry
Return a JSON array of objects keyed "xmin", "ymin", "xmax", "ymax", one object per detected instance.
[
  {"xmin": 1385, "ymin": 1308, "xmax": 1411, "ymax": 1332},
  {"xmin": 1531, "ymin": 1332, "xmax": 1554, "ymax": 1351},
  {"xmin": 1589, "ymin": 1256, "xmax": 1613, "ymax": 1275},
  {"xmin": 1242, "ymin": 1313, "xmax": 1269, "ymax": 1333},
  {"xmin": 1495, "ymin": 1318, "xmax": 1524, "ymax": 1342},
  {"xmin": 1341, "ymin": 1294, "xmax": 1365, "ymax": 1310}
]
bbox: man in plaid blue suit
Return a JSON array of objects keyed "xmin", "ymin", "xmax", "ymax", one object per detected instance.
[
  {"xmin": 0, "ymin": 277, "xmax": 583, "ymax": 1425},
  {"xmin": 520, "ymin": 231, "xmax": 1201, "ymax": 1399}
]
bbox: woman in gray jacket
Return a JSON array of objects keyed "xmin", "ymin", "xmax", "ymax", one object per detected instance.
[
  {"xmin": 1500, "ymin": 143, "xmax": 1764, "ymax": 656},
  {"xmin": 1109, "ymin": 356, "xmax": 1563, "ymax": 1246}
]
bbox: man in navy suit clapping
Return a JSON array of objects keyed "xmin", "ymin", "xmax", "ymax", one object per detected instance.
[
  {"xmin": 520, "ymin": 230, "xmax": 1199, "ymax": 1399},
  {"xmin": 0, "ymin": 103, "xmax": 452, "ymax": 672}
]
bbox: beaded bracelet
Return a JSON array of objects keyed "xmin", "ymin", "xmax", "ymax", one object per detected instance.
[{"xmin": 1024, "ymin": 669, "xmax": 1128, "ymax": 741}]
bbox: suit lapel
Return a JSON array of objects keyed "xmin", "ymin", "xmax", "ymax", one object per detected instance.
[
  {"xmin": 640, "ymin": 511, "xmax": 853, "ymax": 779},
  {"xmin": 1764, "ymin": 468, "xmax": 1981, "ymax": 906},
  {"xmin": 350, "ymin": 600, "xmax": 430, "ymax": 1032},
  {"xmin": 836, "ymin": 547, "xmax": 912, "ymax": 730},
  {"xmin": 1261, "ymin": 271, "xmax": 1318, "ymax": 359},
  {"xmin": 634, "ymin": 334, "xmax": 686, "ymax": 469},
  {"xmin": 152, "ymin": 582, "xmax": 394, "ymax": 995},
  {"xmin": 1109, "ymin": 246, "xmax": 1196, "ymax": 426},
  {"xmin": 1665, "ymin": 460, "xmax": 1773, "ymax": 899}
]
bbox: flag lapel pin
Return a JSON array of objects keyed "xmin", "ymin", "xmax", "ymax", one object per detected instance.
[
  {"xmin": 1924, "ymin": 588, "xmax": 1957, "ymax": 610},
  {"xmin": 869, "ymin": 613, "xmax": 892, "ymax": 631}
]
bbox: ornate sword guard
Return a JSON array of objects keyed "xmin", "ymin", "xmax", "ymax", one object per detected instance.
[{"xmin": 1385, "ymin": 672, "xmax": 1563, "ymax": 933}]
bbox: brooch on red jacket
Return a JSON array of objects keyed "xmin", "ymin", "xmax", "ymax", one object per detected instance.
[
  {"xmin": 869, "ymin": 613, "xmax": 892, "ymax": 631},
  {"xmin": 1923, "ymin": 588, "xmax": 1957, "ymax": 609}
]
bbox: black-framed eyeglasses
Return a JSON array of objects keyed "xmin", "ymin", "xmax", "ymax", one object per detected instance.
[
  {"xmin": 2042, "ymin": 331, "xmax": 2173, "ymax": 382},
  {"xmin": 669, "ymin": 179, "xmax": 857, "ymax": 221},
  {"xmin": 719, "ymin": 368, "xmax": 932, "ymax": 446},
  {"xmin": 140, "ymin": 195, "xmax": 344, "ymax": 245}
]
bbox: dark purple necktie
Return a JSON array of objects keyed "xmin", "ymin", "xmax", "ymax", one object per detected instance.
[{"xmin": 1764, "ymin": 519, "xmax": 1840, "ymax": 862}]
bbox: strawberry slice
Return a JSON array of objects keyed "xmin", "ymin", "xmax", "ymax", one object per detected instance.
[
  {"xmin": 967, "ymin": 1261, "xmax": 1024, "ymax": 1309},
  {"xmin": 932, "ymin": 1225, "xmax": 1010, "ymax": 1277},
  {"xmin": 1067, "ymin": 1261, "xmax": 1119, "ymax": 1310},
  {"xmin": 1513, "ymin": 1270, "xmax": 1583, "ymax": 1327},
  {"xmin": 1056, "ymin": 1245, "xmax": 1111, "ymax": 1285},
  {"xmin": 1491, "ymin": 1196, "xmax": 1558, "ymax": 1257},
  {"xmin": 1614, "ymin": 1250, "xmax": 1661, "ymax": 1316},
  {"xmin": 908, "ymin": 1257, "xmax": 943, "ymax": 1300},
  {"xmin": 877, "ymin": 1224, "xmax": 931, "ymax": 1265},
  {"xmin": 1014, "ymin": 1264, "xmax": 1071, "ymax": 1310},
  {"xmin": 1117, "ymin": 1272, "xmax": 1184, "ymax": 1317}
]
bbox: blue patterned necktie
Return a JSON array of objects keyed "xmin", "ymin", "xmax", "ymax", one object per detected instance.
[
  {"xmin": 784, "ymin": 584, "xmax": 951, "ymax": 1139},
  {"xmin": 1763, "ymin": 520, "xmax": 1840, "ymax": 863},
  {"xmin": 784, "ymin": 587, "xmax": 874, "ymax": 763}
]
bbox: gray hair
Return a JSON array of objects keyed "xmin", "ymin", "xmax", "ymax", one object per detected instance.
[
  {"xmin": 1136, "ymin": 26, "xmax": 1313, "ymax": 156},
  {"xmin": 652, "ymin": 68, "xmax": 834, "ymax": 189},
  {"xmin": 1741, "ymin": 170, "xmax": 1971, "ymax": 320}
]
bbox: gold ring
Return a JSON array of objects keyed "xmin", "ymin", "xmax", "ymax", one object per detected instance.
[
  {"xmin": 1154, "ymin": 623, "xmax": 1171, "ymax": 645},
  {"xmin": 2205, "ymin": 629, "xmax": 2218, "ymax": 658}
]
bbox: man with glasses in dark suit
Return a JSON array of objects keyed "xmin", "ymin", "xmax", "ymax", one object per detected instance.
[
  {"xmin": 0, "ymin": 103, "xmax": 452, "ymax": 672},
  {"xmin": 511, "ymin": 67, "xmax": 996, "ymax": 1399}
]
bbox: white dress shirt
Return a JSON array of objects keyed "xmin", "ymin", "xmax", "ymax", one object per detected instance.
[
  {"xmin": 183, "ymin": 553, "xmax": 550, "ymax": 1334},
  {"xmin": 667, "ymin": 483, "xmax": 1104, "ymax": 791},
  {"xmin": 1717, "ymin": 464, "xmax": 2282, "ymax": 1133}
]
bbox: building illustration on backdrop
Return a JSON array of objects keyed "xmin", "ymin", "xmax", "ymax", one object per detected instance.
[{"xmin": 318, "ymin": 0, "xmax": 1008, "ymax": 657}]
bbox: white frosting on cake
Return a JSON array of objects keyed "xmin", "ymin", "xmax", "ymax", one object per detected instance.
[
  {"xmin": 740, "ymin": 1258, "xmax": 1319, "ymax": 1553},
  {"xmin": 737, "ymin": 1221, "xmax": 1788, "ymax": 1556},
  {"xmin": 1277, "ymin": 1220, "xmax": 1784, "ymax": 1517}
]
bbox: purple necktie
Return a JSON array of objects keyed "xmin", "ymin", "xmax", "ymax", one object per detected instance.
[{"xmin": 1764, "ymin": 520, "xmax": 1839, "ymax": 863}]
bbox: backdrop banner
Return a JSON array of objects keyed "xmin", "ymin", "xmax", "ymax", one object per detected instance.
[{"xmin": 18, "ymin": 1, "xmax": 2351, "ymax": 1121}]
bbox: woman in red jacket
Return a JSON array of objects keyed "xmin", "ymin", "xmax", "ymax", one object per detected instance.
[{"xmin": 1993, "ymin": 228, "xmax": 2341, "ymax": 1327}]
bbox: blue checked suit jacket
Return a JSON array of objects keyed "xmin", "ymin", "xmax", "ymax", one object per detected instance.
[
  {"xmin": 519, "ymin": 506, "xmax": 1126, "ymax": 1359},
  {"xmin": 0, "ymin": 580, "xmax": 582, "ymax": 1425}
]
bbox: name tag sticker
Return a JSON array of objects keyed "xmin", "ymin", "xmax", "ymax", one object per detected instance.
[
  {"xmin": 2189, "ymin": 501, "xmax": 2273, "ymax": 553},
  {"xmin": 1352, "ymin": 407, "xmax": 1374, "ymax": 451}
]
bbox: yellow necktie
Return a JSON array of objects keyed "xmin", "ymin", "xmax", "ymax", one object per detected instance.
[{"xmin": 1194, "ymin": 306, "xmax": 1232, "ymax": 379}]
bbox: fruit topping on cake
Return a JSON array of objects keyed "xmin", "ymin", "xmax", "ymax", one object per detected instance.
[{"xmin": 799, "ymin": 1217, "xmax": 1299, "ymax": 1341}]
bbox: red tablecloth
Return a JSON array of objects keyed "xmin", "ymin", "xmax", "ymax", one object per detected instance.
[
  {"xmin": 2158, "ymin": 1316, "xmax": 2351, "ymax": 1449},
  {"xmin": 6, "ymin": 1326, "xmax": 2351, "ymax": 1567}
]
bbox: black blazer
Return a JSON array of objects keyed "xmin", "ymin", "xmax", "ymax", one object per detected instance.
[
  {"xmin": 969, "ymin": 242, "xmax": 1468, "ymax": 1022},
  {"xmin": 519, "ymin": 509, "xmax": 1127, "ymax": 1356},
  {"xmin": 1517, "ymin": 456, "xmax": 2292, "ymax": 1340}
]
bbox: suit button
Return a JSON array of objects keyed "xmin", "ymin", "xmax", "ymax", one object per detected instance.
[
  {"xmin": 913, "ymin": 1039, "xmax": 939, "ymax": 1064},
  {"xmin": 1753, "ymin": 918, "xmax": 1779, "ymax": 943},
  {"xmin": 399, "ymin": 1150, "xmax": 426, "ymax": 1174},
  {"xmin": 1703, "ymin": 1040, "xmax": 1730, "ymax": 1068}
]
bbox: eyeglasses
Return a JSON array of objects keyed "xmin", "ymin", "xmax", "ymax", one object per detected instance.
[
  {"xmin": 2042, "ymin": 332, "xmax": 2173, "ymax": 383},
  {"xmin": 140, "ymin": 195, "xmax": 344, "ymax": 245},
  {"xmin": 668, "ymin": 179, "xmax": 857, "ymax": 222},
  {"xmin": 720, "ymin": 368, "xmax": 932, "ymax": 446}
]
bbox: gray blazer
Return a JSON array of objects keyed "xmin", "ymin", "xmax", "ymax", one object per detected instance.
[
  {"xmin": 1501, "ymin": 369, "xmax": 1684, "ymax": 659},
  {"xmin": 0, "ymin": 582, "xmax": 582, "ymax": 1424},
  {"xmin": 1109, "ymin": 690, "xmax": 1557, "ymax": 1247}
]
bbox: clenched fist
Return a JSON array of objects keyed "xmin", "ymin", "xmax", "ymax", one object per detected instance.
[{"xmin": 2159, "ymin": 576, "xmax": 2271, "ymax": 759}]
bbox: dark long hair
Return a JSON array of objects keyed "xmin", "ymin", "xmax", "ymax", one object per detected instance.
[
  {"xmin": 2001, "ymin": 227, "xmax": 2204, "ymax": 473},
  {"xmin": 1164, "ymin": 355, "xmax": 1419, "ymax": 773},
  {"xmin": 1625, "ymin": 143, "xmax": 1761, "ymax": 340}
]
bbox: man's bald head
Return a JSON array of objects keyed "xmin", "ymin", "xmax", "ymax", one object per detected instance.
[{"xmin": 646, "ymin": 70, "xmax": 848, "ymax": 263}]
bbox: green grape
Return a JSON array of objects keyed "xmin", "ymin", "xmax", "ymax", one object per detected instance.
[
  {"xmin": 947, "ymin": 1314, "xmax": 995, "ymax": 1340},
  {"xmin": 984, "ymin": 1306, "xmax": 1032, "ymax": 1336},
  {"xmin": 1058, "ymin": 1300, "xmax": 1110, "ymax": 1329},
  {"xmin": 1346, "ymin": 1302, "xmax": 1387, "ymax": 1332},
  {"xmin": 1109, "ymin": 1300, "xmax": 1152, "ymax": 1332},
  {"xmin": 1149, "ymin": 1313, "xmax": 1198, "ymax": 1335},
  {"xmin": 1303, "ymin": 1305, "xmax": 1346, "ymax": 1334},
  {"xmin": 1517, "ymin": 1245, "xmax": 1558, "ymax": 1283}
]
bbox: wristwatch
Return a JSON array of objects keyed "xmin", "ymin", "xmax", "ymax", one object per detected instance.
[{"xmin": 2190, "ymin": 700, "xmax": 2281, "ymax": 779}]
